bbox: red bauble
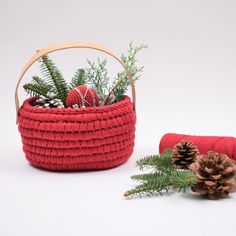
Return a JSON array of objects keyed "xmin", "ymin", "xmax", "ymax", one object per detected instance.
[{"xmin": 66, "ymin": 86, "xmax": 99, "ymax": 108}]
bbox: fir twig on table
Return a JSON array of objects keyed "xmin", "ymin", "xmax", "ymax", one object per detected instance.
[
  {"xmin": 136, "ymin": 149, "xmax": 174, "ymax": 172},
  {"xmin": 124, "ymin": 170, "xmax": 196, "ymax": 198},
  {"xmin": 124, "ymin": 149, "xmax": 197, "ymax": 198},
  {"xmin": 170, "ymin": 170, "xmax": 197, "ymax": 191},
  {"xmin": 124, "ymin": 173, "xmax": 171, "ymax": 198}
]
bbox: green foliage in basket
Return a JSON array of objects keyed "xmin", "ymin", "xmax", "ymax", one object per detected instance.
[
  {"xmin": 40, "ymin": 55, "xmax": 69, "ymax": 103},
  {"xmin": 86, "ymin": 59, "xmax": 110, "ymax": 99},
  {"xmin": 69, "ymin": 68, "xmax": 86, "ymax": 90},
  {"xmin": 124, "ymin": 149, "xmax": 197, "ymax": 198},
  {"xmin": 23, "ymin": 43, "xmax": 147, "ymax": 106},
  {"xmin": 24, "ymin": 55, "xmax": 69, "ymax": 104},
  {"xmin": 112, "ymin": 43, "xmax": 148, "ymax": 102},
  {"xmin": 23, "ymin": 76, "xmax": 54, "ymax": 98}
]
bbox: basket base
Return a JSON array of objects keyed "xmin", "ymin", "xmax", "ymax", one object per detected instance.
[{"xmin": 25, "ymin": 149, "xmax": 134, "ymax": 171}]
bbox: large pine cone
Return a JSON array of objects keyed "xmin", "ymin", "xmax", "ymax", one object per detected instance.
[
  {"xmin": 172, "ymin": 141, "xmax": 199, "ymax": 169},
  {"xmin": 189, "ymin": 151, "xmax": 236, "ymax": 200}
]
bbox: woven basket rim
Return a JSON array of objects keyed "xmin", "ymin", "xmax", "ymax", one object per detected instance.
[{"xmin": 20, "ymin": 95, "xmax": 133, "ymax": 114}]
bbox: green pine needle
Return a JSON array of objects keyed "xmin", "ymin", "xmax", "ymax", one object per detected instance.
[
  {"xmin": 70, "ymin": 68, "xmax": 86, "ymax": 89},
  {"xmin": 124, "ymin": 149, "xmax": 197, "ymax": 198},
  {"xmin": 23, "ymin": 42, "xmax": 147, "ymax": 106},
  {"xmin": 131, "ymin": 172, "xmax": 169, "ymax": 183},
  {"xmin": 112, "ymin": 42, "xmax": 147, "ymax": 102},
  {"xmin": 171, "ymin": 170, "xmax": 197, "ymax": 191},
  {"xmin": 23, "ymin": 76, "xmax": 53, "ymax": 97},
  {"xmin": 86, "ymin": 59, "xmax": 109, "ymax": 98},
  {"xmin": 124, "ymin": 173, "xmax": 170, "ymax": 198},
  {"xmin": 40, "ymin": 55, "xmax": 69, "ymax": 104},
  {"xmin": 136, "ymin": 149, "xmax": 174, "ymax": 172},
  {"xmin": 23, "ymin": 83, "xmax": 46, "ymax": 97}
]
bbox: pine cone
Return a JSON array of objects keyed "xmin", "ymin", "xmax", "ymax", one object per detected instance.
[
  {"xmin": 172, "ymin": 141, "xmax": 199, "ymax": 169},
  {"xmin": 35, "ymin": 92, "xmax": 64, "ymax": 108},
  {"xmin": 189, "ymin": 151, "xmax": 236, "ymax": 200}
]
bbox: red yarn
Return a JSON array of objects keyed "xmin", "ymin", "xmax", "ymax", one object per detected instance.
[
  {"xmin": 66, "ymin": 85, "xmax": 99, "ymax": 108},
  {"xmin": 159, "ymin": 133, "xmax": 236, "ymax": 161}
]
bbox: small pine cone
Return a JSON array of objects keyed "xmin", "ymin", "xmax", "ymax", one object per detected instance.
[
  {"xmin": 189, "ymin": 151, "xmax": 236, "ymax": 200},
  {"xmin": 172, "ymin": 141, "xmax": 199, "ymax": 169},
  {"xmin": 35, "ymin": 92, "xmax": 64, "ymax": 108}
]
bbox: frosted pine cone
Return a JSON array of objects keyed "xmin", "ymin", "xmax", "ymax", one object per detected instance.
[{"xmin": 35, "ymin": 92, "xmax": 64, "ymax": 108}]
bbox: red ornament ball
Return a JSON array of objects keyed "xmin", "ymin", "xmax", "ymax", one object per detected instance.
[{"xmin": 66, "ymin": 86, "xmax": 99, "ymax": 108}]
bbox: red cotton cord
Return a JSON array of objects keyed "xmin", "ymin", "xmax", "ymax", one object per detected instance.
[{"xmin": 159, "ymin": 133, "xmax": 236, "ymax": 161}]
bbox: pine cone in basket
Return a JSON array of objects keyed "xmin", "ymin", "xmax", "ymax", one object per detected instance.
[
  {"xmin": 189, "ymin": 151, "xmax": 236, "ymax": 200},
  {"xmin": 172, "ymin": 141, "xmax": 199, "ymax": 169},
  {"xmin": 35, "ymin": 92, "xmax": 65, "ymax": 108}
]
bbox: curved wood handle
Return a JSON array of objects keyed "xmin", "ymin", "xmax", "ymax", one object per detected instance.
[{"xmin": 15, "ymin": 42, "xmax": 136, "ymax": 123}]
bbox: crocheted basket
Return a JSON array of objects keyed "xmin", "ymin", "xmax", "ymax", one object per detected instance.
[{"xmin": 15, "ymin": 43, "xmax": 136, "ymax": 171}]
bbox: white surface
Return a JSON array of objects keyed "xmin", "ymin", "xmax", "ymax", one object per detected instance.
[{"xmin": 1, "ymin": 0, "xmax": 236, "ymax": 235}]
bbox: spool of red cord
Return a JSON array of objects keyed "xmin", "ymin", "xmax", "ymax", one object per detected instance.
[{"xmin": 159, "ymin": 133, "xmax": 236, "ymax": 161}]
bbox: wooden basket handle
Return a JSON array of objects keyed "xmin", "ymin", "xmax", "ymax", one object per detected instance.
[{"xmin": 15, "ymin": 42, "xmax": 136, "ymax": 124}]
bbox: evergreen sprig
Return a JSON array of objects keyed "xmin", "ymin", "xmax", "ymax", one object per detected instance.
[
  {"xmin": 86, "ymin": 59, "xmax": 109, "ymax": 98},
  {"xmin": 40, "ymin": 55, "xmax": 69, "ymax": 103},
  {"xmin": 23, "ymin": 76, "xmax": 53, "ymax": 97},
  {"xmin": 136, "ymin": 149, "xmax": 174, "ymax": 172},
  {"xmin": 70, "ymin": 69, "xmax": 86, "ymax": 89},
  {"xmin": 171, "ymin": 170, "xmax": 197, "ymax": 191},
  {"xmin": 23, "ymin": 42, "xmax": 146, "ymax": 106},
  {"xmin": 112, "ymin": 43, "xmax": 148, "ymax": 102},
  {"xmin": 125, "ymin": 173, "xmax": 171, "ymax": 197},
  {"xmin": 124, "ymin": 149, "xmax": 197, "ymax": 198}
]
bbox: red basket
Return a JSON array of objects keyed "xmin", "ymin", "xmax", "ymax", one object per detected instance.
[{"xmin": 15, "ymin": 43, "xmax": 136, "ymax": 171}]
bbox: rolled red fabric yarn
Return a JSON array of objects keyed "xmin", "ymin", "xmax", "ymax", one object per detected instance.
[{"xmin": 159, "ymin": 133, "xmax": 236, "ymax": 161}]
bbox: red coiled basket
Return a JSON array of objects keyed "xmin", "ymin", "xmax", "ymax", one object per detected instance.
[{"xmin": 15, "ymin": 43, "xmax": 136, "ymax": 171}]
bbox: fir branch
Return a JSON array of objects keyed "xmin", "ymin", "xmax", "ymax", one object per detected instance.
[
  {"xmin": 124, "ymin": 173, "xmax": 170, "ymax": 198},
  {"xmin": 131, "ymin": 172, "xmax": 168, "ymax": 183},
  {"xmin": 112, "ymin": 43, "xmax": 147, "ymax": 102},
  {"xmin": 23, "ymin": 76, "xmax": 53, "ymax": 97},
  {"xmin": 86, "ymin": 59, "xmax": 109, "ymax": 98},
  {"xmin": 23, "ymin": 83, "xmax": 46, "ymax": 97},
  {"xmin": 136, "ymin": 149, "xmax": 174, "ymax": 172},
  {"xmin": 124, "ymin": 170, "xmax": 196, "ymax": 198},
  {"xmin": 171, "ymin": 170, "xmax": 197, "ymax": 191},
  {"xmin": 32, "ymin": 76, "xmax": 54, "ymax": 93},
  {"xmin": 70, "ymin": 69, "xmax": 86, "ymax": 89},
  {"xmin": 40, "ymin": 55, "xmax": 69, "ymax": 104},
  {"xmin": 124, "ymin": 149, "xmax": 197, "ymax": 198}
]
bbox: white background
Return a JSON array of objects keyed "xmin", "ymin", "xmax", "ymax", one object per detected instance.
[{"xmin": 1, "ymin": 0, "xmax": 236, "ymax": 235}]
